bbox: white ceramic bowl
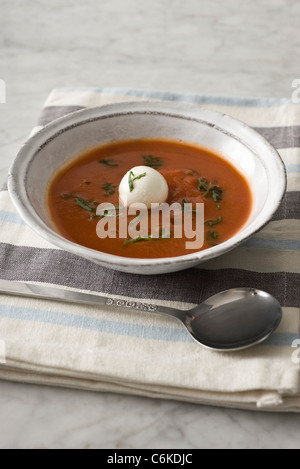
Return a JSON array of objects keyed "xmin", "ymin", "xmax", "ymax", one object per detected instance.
[{"xmin": 8, "ymin": 101, "xmax": 287, "ymax": 275}]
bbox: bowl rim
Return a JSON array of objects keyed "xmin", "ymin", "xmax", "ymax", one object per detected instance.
[{"xmin": 7, "ymin": 101, "xmax": 287, "ymax": 270}]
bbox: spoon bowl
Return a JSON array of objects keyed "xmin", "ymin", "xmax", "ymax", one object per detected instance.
[
  {"xmin": 184, "ymin": 288, "xmax": 282, "ymax": 351},
  {"xmin": 0, "ymin": 281, "xmax": 282, "ymax": 351}
]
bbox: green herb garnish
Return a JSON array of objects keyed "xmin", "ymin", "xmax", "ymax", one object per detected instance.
[
  {"xmin": 205, "ymin": 216, "xmax": 223, "ymax": 227},
  {"xmin": 206, "ymin": 229, "xmax": 219, "ymax": 246},
  {"xmin": 123, "ymin": 227, "xmax": 170, "ymax": 247},
  {"xmin": 143, "ymin": 155, "xmax": 163, "ymax": 169},
  {"xmin": 90, "ymin": 206, "xmax": 124, "ymax": 220},
  {"xmin": 205, "ymin": 185, "xmax": 223, "ymax": 202},
  {"xmin": 62, "ymin": 193, "xmax": 97, "ymax": 213},
  {"xmin": 75, "ymin": 197, "xmax": 95, "ymax": 212},
  {"xmin": 181, "ymin": 199, "xmax": 199, "ymax": 214},
  {"xmin": 99, "ymin": 159, "xmax": 118, "ymax": 167},
  {"xmin": 102, "ymin": 182, "xmax": 116, "ymax": 196},
  {"xmin": 128, "ymin": 171, "xmax": 146, "ymax": 192},
  {"xmin": 198, "ymin": 177, "xmax": 223, "ymax": 205},
  {"xmin": 185, "ymin": 168, "xmax": 198, "ymax": 176},
  {"xmin": 198, "ymin": 177, "xmax": 209, "ymax": 192},
  {"xmin": 123, "ymin": 235, "xmax": 154, "ymax": 247}
]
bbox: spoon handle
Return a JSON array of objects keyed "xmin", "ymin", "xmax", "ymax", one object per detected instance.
[{"xmin": 0, "ymin": 279, "xmax": 186, "ymax": 322}]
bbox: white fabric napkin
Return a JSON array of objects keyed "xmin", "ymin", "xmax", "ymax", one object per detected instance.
[{"xmin": 0, "ymin": 87, "xmax": 299, "ymax": 411}]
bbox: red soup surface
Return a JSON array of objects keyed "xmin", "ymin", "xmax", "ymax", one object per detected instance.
[{"xmin": 47, "ymin": 139, "xmax": 252, "ymax": 259}]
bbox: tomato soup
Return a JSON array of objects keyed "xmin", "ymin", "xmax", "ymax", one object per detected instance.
[{"xmin": 47, "ymin": 139, "xmax": 252, "ymax": 258}]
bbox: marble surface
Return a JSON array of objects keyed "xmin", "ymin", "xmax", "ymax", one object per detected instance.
[{"xmin": 1, "ymin": 0, "xmax": 300, "ymax": 449}]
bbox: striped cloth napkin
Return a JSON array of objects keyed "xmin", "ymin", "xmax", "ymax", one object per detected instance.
[{"xmin": 0, "ymin": 88, "xmax": 299, "ymax": 412}]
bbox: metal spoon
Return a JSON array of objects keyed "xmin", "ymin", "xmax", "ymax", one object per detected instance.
[{"xmin": 0, "ymin": 280, "xmax": 282, "ymax": 351}]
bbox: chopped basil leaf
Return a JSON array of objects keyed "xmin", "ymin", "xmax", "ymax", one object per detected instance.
[
  {"xmin": 90, "ymin": 212, "xmax": 123, "ymax": 220},
  {"xmin": 206, "ymin": 229, "xmax": 219, "ymax": 246},
  {"xmin": 99, "ymin": 159, "xmax": 118, "ymax": 167},
  {"xmin": 90, "ymin": 206, "xmax": 124, "ymax": 220},
  {"xmin": 181, "ymin": 199, "xmax": 199, "ymax": 214},
  {"xmin": 75, "ymin": 197, "xmax": 96, "ymax": 212},
  {"xmin": 123, "ymin": 235, "xmax": 153, "ymax": 246},
  {"xmin": 128, "ymin": 171, "xmax": 146, "ymax": 192},
  {"xmin": 185, "ymin": 168, "xmax": 198, "ymax": 176},
  {"xmin": 159, "ymin": 227, "xmax": 171, "ymax": 238},
  {"xmin": 123, "ymin": 227, "xmax": 170, "ymax": 247},
  {"xmin": 198, "ymin": 177, "xmax": 209, "ymax": 192},
  {"xmin": 205, "ymin": 185, "xmax": 223, "ymax": 202},
  {"xmin": 62, "ymin": 193, "xmax": 96, "ymax": 212},
  {"xmin": 102, "ymin": 182, "xmax": 116, "ymax": 196},
  {"xmin": 204, "ymin": 216, "xmax": 223, "ymax": 227},
  {"xmin": 143, "ymin": 154, "xmax": 163, "ymax": 169},
  {"xmin": 198, "ymin": 177, "xmax": 223, "ymax": 206}
]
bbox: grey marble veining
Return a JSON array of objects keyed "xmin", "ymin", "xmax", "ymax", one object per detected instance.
[
  {"xmin": 0, "ymin": 0, "xmax": 300, "ymax": 449},
  {"xmin": 1, "ymin": 380, "xmax": 300, "ymax": 450}
]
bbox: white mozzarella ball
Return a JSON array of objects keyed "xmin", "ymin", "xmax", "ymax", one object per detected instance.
[{"xmin": 119, "ymin": 165, "xmax": 168, "ymax": 208}]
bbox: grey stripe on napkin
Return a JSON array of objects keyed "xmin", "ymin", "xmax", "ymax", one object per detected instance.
[{"xmin": 0, "ymin": 243, "xmax": 298, "ymax": 307}]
